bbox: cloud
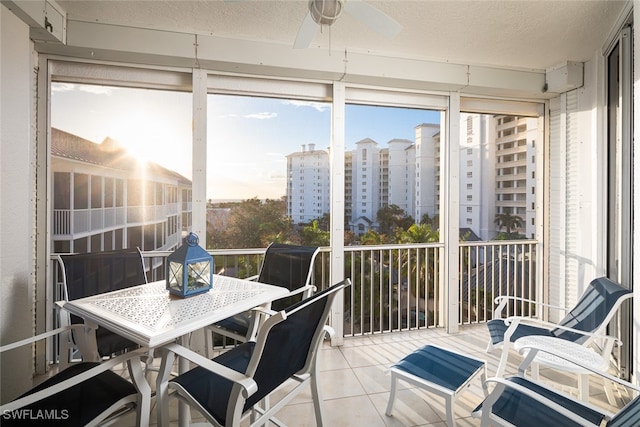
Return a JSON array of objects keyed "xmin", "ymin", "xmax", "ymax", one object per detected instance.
[
  {"xmin": 51, "ymin": 83, "xmax": 76, "ymax": 92},
  {"xmin": 80, "ymin": 85, "xmax": 114, "ymax": 95},
  {"xmin": 244, "ymin": 112, "xmax": 277, "ymax": 120},
  {"xmin": 282, "ymin": 100, "xmax": 329, "ymax": 112},
  {"xmin": 52, "ymin": 83, "xmax": 114, "ymax": 95}
]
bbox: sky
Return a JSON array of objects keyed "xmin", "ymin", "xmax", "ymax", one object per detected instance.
[{"xmin": 51, "ymin": 83, "xmax": 440, "ymax": 200}]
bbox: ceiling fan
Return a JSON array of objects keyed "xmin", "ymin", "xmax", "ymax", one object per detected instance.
[{"xmin": 294, "ymin": 0, "xmax": 403, "ymax": 49}]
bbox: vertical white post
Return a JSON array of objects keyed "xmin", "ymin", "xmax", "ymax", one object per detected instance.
[
  {"xmin": 444, "ymin": 93, "xmax": 460, "ymax": 333},
  {"xmin": 330, "ymin": 82, "xmax": 345, "ymax": 346},
  {"xmin": 192, "ymin": 68, "xmax": 207, "ymax": 245},
  {"xmin": 630, "ymin": 7, "xmax": 640, "ymax": 383}
]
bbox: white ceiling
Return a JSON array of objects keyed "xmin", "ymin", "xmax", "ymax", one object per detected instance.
[{"xmin": 56, "ymin": 0, "xmax": 628, "ymax": 72}]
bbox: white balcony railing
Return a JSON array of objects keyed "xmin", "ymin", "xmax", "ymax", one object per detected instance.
[
  {"xmin": 53, "ymin": 207, "xmax": 127, "ymax": 235},
  {"xmin": 48, "ymin": 240, "xmax": 537, "ymax": 361},
  {"xmin": 134, "ymin": 241, "xmax": 536, "ymax": 335}
]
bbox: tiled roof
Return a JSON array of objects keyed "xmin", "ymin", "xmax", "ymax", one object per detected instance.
[{"xmin": 51, "ymin": 128, "xmax": 191, "ymax": 184}]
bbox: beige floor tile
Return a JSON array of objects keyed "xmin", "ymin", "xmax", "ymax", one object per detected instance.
[{"xmin": 54, "ymin": 324, "xmax": 631, "ymax": 427}]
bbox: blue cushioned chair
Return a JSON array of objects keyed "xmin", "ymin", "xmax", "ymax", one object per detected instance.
[
  {"xmin": 474, "ymin": 341, "xmax": 640, "ymax": 427},
  {"xmin": 0, "ymin": 326, "xmax": 151, "ymax": 427},
  {"xmin": 57, "ymin": 248, "xmax": 148, "ymax": 364},
  {"xmin": 156, "ymin": 279, "xmax": 349, "ymax": 427},
  {"xmin": 207, "ymin": 243, "xmax": 320, "ymax": 345},
  {"xmin": 486, "ymin": 276, "xmax": 632, "ymax": 377}
]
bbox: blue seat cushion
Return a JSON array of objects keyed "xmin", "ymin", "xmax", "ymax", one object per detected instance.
[
  {"xmin": 474, "ymin": 376, "xmax": 605, "ymax": 427},
  {"xmin": 608, "ymin": 395, "xmax": 640, "ymax": 427},
  {"xmin": 213, "ymin": 312, "xmax": 251, "ymax": 338},
  {"xmin": 4, "ymin": 362, "xmax": 137, "ymax": 427},
  {"xmin": 392, "ymin": 345, "xmax": 484, "ymax": 392}
]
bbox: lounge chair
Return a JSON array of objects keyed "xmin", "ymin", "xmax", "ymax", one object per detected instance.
[
  {"xmin": 486, "ymin": 276, "xmax": 632, "ymax": 377},
  {"xmin": 474, "ymin": 340, "xmax": 640, "ymax": 427}
]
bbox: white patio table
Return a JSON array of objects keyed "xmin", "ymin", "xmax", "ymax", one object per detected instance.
[{"xmin": 60, "ymin": 275, "xmax": 288, "ymax": 426}]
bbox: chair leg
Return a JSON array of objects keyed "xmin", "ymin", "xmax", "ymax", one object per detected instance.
[
  {"xmin": 445, "ymin": 395, "xmax": 457, "ymax": 427},
  {"xmin": 495, "ymin": 343, "xmax": 511, "ymax": 377},
  {"xmin": 128, "ymin": 358, "xmax": 152, "ymax": 427},
  {"xmin": 309, "ymin": 360, "xmax": 326, "ymax": 427},
  {"xmin": 385, "ymin": 373, "xmax": 398, "ymax": 416}
]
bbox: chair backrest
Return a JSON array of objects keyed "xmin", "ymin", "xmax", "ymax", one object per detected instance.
[
  {"xmin": 257, "ymin": 243, "xmax": 320, "ymax": 310},
  {"xmin": 552, "ymin": 276, "xmax": 632, "ymax": 343},
  {"xmin": 58, "ymin": 249, "xmax": 147, "ymax": 356},
  {"xmin": 59, "ymin": 248, "xmax": 147, "ymax": 301},
  {"xmin": 242, "ymin": 279, "xmax": 348, "ymax": 411}
]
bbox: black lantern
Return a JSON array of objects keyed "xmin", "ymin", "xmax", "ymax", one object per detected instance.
[{"xmin": 166, "ymin": 232, "xmax": 213, "ymax": 297}]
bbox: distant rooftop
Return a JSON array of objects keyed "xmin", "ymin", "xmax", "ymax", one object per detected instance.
[{"xmin": 51, "ymin": 128, "xmax": 191, "ymax": 184}]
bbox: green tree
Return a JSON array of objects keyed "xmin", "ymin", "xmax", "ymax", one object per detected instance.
[
  {"xmin": 397, "ymin": 223, "xmax": 439, "ymax": 243},
  {"xmin": 494, "ymin": 212, "xmax": 523, "ymax": 235},
  {"xmin": 299, "ymin": 220, "xmax": 330, "ymax": 246},
  {"xmin": 360, "ymin": 229, "xmax": 387, "ymax": 245},
  {"xmin": 377, "ymin": 204, "xmax": 414, "ymax": 235},
  {"xmin": 211, "ymin": 197, "xmax": 292, "ymax": 249}
]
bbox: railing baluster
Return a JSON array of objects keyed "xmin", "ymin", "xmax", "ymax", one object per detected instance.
[{"xmin": 48, "ymin": 240, "xmax": 537, "ymax": 361}]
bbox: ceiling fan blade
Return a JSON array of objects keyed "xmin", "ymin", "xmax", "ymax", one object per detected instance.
[
  {"xmin": 344, "ymin": 0, "xmax": 402, "ymax": 39},
  {"xmin": 294, "ymin": 11, "xmax": 319, "ymax": 49}
]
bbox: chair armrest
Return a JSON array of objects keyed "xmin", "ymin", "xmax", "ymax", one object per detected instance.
[
  {"xmin": 280, "ymin": 284, "xmax": 316, "ymax": 300},
  {"xmin": 481, "ymin": 377, "xmax": 611, "ymax": 426},
  {"xmin": 244, "ymin": 274, "xmax": 259, "ymax": 281},
  {"xmin": 0, "ymin": 325, "xmax": 89, "ymax": 353},
  {"xmin": 493, "ymin": 295, "xmax": 569, "ymax": 319},
  {"xmin": 0, "ymin": 348, "xmax": 150, "ymax": 413},
  {"xmin": 504, "ymin": 316, "xmax": 623, "ymax": 347},
  {"xmin": 250, "ymin": 306, "xmax": 278, "ymax": 317},
  {"xmin": 159, "ymin": 342, "xmax": 258, "ymax": 398}
]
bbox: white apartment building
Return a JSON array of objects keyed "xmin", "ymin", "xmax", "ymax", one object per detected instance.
[
  {"xmin": 386, "ymin": 139, "xmax": 415, "ymax": 213},
  {"xmin": 352, "ymin": 138, "xmax": 380, "ymax": 230},
  {"xmin": 287, "ymin": 116, "xmax": 536, "ymax": 240},
  {"xmin": 458, "ymin": 114, "xmax": 537, "ymax": 240},
  {"xmin": 51, "ymin": 128, "xmax": 193, "ymax": 259},
  {"xmin": 286, "ymin": 143, "xmax": 331, "ymax": 224},
  {"xmin": 414, "ymin": 123, "xmax": 440, "ymax": 223}
]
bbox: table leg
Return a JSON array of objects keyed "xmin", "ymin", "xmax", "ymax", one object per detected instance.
[
  {"xmin": 76, "ymin": 320, "xmax": 101, "ymax": 362},
  {"xmin": 178, "ymin": 335, "xmax": 190, "ymax": 427},
  {"xmin": 578, "ymin": 373, "xmax": 589, "ymax": 402}
]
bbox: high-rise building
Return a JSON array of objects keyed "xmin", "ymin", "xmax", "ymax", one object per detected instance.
[
  {"xmin": 286, "ymin": 143, "xmax": 330, "ymax": 224},
  {"xmin": 414, "ymin": 124, "xmax": 440, "ymax": 223},
  {"xmin": 458, "ymin": 114, "xmax": 537, "ymax": 239},
  {"xmin": 286, "ymin": 115, "xmax": 536, "ymax": 240}
]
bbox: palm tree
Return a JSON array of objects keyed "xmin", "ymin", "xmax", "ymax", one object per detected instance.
[{"xmin": 494, "ymin": 212, "xmax": 523, "ymax": 235}]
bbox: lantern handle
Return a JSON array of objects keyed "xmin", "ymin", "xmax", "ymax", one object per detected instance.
[{"xmin": 186, "ymin": 232, "xmax": 199, "ymax": 246}]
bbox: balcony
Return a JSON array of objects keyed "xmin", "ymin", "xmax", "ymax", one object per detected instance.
[
  {"xmin": 46, "ymin": 241, "xmax": 635, "ymax": 426},
  {"xmin": 99, "ymin": 323, "xmax": 622, "ymax": 426}
]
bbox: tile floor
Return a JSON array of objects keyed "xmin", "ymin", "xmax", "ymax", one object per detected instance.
[{"xmin": 113, "ymin": 324, "xmax": 626, "ymax": 426}]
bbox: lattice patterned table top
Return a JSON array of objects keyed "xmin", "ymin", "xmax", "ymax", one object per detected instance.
[{"xmin": 62, "ymin": 276, "xmax": 288, "ymax": 347}]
